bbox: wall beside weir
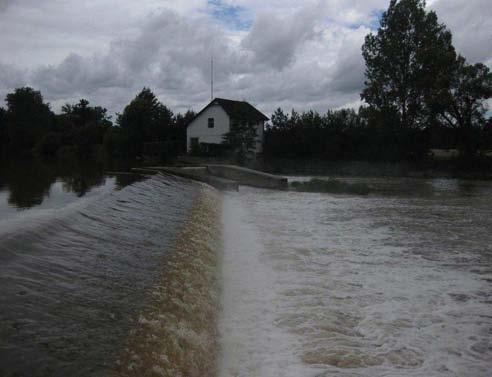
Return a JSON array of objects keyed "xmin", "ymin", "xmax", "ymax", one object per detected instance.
[{"xmin": 207, "ymin": 165, "xmax": 288, "ymax": 189}]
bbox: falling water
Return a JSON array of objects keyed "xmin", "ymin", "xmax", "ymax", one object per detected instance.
[{"xmin": 219, "ymin": 178, "xmax": 492, "ymax": 377}]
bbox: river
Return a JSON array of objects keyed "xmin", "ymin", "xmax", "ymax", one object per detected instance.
[
  {"xmin": 0, "ymin": 162, "xmax": 202, "ymax": 376},
  {"xmin": 220, "ymin": 178, "xmax": 492, "ymax": 376},
  {"xmin": 0, "ymin": 163, "xmax": 491, "ymax": 376}
]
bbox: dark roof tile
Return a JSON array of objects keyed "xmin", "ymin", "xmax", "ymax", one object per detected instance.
[
  {"xmin": 213, "ymin": 98, "xmax": 269, "ymax": 122},
  {"xmin": 189, "ymin": 98, "xmax": 269, "ymax": 126}
]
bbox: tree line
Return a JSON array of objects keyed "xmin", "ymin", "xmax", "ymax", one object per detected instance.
[
  {"xmin": 1, "ymin": 0, "xmax": 490, "ymax": 166},
  {"xmin": 265, "ymin": 0, "xmax": 492, "ymax": 164},
  {"xmin": 0, "ymin": 87, "xmax": 195, "ymax": 161}
]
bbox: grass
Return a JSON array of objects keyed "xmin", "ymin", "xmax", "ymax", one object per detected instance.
[{"xmin": 290, "ymin": 178, "xmax": 371, "ymax": 195}]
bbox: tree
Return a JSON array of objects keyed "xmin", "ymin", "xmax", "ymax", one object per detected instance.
[
  {"xmin": 361, "ymin": 0, "xmax": 456, "ymax": 129},
  {"xmin": 174, "ymin": 110, "xmax": 196, "ymax": 129},
  {"xmin": 117, "ymin": 88, "xmax": 173, "ymax": 157},
  {"xmin": 61, "ymin": 99, "xmax": 112, "ymax": 129},
  {"xmin": 437, "ymin": 56, "xmax": 492, "ymax": 158},
  {"xmin": 222, "ymin": 120, "xmax": 258, "ymax": 164},
  {"xmin": 34, "ymin": 98, "xmax": 113, "ymax": 158},
  {"xmin": 5, "ymin": 87, "xmax": 55, "ymax": 152},
  {"xmin": 173, "ymin": 110, "xmax": 196, "ymax": 155},
  {"xmin": 271, "ymin": 108, "xmax": 289, "ymax": 130},
  {"xmin": 0, "ymin": 107, "xmax": 6, "ymax": 155}
]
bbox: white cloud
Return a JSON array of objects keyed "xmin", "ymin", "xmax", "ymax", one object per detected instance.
[{"xmin": 0, "ymin": 0, "xmax": 490, "ymax": 116}]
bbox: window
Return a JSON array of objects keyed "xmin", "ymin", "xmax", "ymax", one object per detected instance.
[{"xmin": 208, "ymin": 118, "xmax": 214, "ymax": 128}]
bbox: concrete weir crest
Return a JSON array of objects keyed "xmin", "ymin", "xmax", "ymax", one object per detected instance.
[{"xmin": 132, "ymin": 165, "xmax": 288, "ymax": 191}]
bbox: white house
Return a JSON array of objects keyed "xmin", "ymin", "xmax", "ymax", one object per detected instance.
[{"xmin": 186, "ymin": 98, "xmax": 269, "ymax": 154}]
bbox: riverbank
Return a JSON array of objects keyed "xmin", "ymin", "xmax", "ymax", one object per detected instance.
[{"xmin": 259, "ymin": 158, "xmax": 492, "ymax": 180}]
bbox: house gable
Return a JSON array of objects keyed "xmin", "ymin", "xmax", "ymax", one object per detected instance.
[
  {"xmin": 186, "ymin": 98, "xmax": 268, "ymax": 153},
  {"xmin": 186, "ymin": 104, "xmax": 230, "ymax": 151}
]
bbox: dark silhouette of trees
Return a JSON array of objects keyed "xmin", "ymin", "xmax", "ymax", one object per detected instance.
[
  {"xmin": 117, "ymin": 88, "xmax": 174, "ymax": 157},
  {"xmin": 26, "ymin": 98, "xmax": 113, "ymax": 158},
  {"xmin": 174, "ymin": 110, "xmax": 196, "ymax": 129},
  {"xmin": 361, "ymin": 0, "xmax": 456, "ymax": 130},
  {"xmin": 172, "ymin": 110, "xmax": 195, "ymax": 155},
  {"xmin": 436, "ymin": 57, "xmax": 492, "ymax": 159},
  {"xmin": 265, "ymin": 108, "xmax": 379, "ymax": 161},
  {"xmin": 60, "ymin": 99, "xmax": 111, "ymax": 129},
  {"xmin": 4, "ymin": 87, "xmax": 55, "ymax": 153},
  {"xmin": 222, "ymin": 121, "xmax": 258, "ymax": 163},
  {"xmin": 0, "ymin": 107, "xmax": 6, "ymax": 157},
  {"xmin": 54, "ymin": 99, "xmax": 112, "ymax": 158},
  {"xmin": 112, "ymin": 88, "xmax": 189, "ymax": 160},
  {"xmin": 0, "ymin": 90, "xmax": 114, "ymax": 159},
  {"xmin": 0, "ymin": 86, "xmax": 193, "ymax": 163}
]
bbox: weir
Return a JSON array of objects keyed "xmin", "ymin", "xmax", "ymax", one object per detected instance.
[
  {"xmin": 113, "ymin": 184, "xmax": 221, "ymax": 377},
  {"xmin": 0, "ymin": 174, "xmax": 204, "ymax": 376},
  {"xmin": 135, "ymin": 165, "xmax": 288, "ymax": 191}
]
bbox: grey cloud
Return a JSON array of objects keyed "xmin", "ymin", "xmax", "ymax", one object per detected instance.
[
  {"xmin": 24, "ymin": 6, "xmax": 365, "ymax": 116},
  {"xmin": 27, "ymin": 10, "xmax": 242, "ymax": 114},
  {"xmin": 0, "ymin": 62, "xmax": 27, "ymax": 90},
  {"xmin": 32, "ymin": 54, "xmax": 127, "ymax": 97},
  {"xmin": 242, "ymin": 4, "xmax": 323, "ymax": 70},
  {"xmin": 0, "ymin": 62, "xmax": 28, "ymax": 109},
  {"xmin": 0, "ymin": 0, "xmax": 13, "ymax": 12},
  {"xmin": 329, "ymin": 29, "xmax": 367, "ymax": 94},
  {"xmin": 1, "ymin": 1, "xmax": 490, "ymax": 117},
  {"xmin": 431, "ymin": 0, "xmax": 492, "ymax": 65}
]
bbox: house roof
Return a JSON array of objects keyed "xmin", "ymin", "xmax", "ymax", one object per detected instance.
[{"xmin": 189, "ymin": 98, "xmax": 269, "ymax": 126}]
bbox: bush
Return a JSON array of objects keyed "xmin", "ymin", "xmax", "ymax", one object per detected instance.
[{"xmin": 290, "ymin": 178, "xmax": 371, "ymax": 195}]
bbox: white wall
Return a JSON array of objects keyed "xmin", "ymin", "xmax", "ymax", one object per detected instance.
[
  {"xmin": 255, "ymin": 122, "xmax": 264, "ymax": 153},
  {"xmin": 186, "ymin": 104, "xmax": 230, "ymax": 152}
]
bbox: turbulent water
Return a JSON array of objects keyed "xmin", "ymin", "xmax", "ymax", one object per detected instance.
[
  {"xmin": 0, "ymin": 173, "xmax": 204, "ymax": 376},
  {"xmin": 219, "ymin": 178, "xmax": 492, "ymax": 377},
  {"xmin": 2, "ymin": 171, "xmax": 492, "ymax": 377}
]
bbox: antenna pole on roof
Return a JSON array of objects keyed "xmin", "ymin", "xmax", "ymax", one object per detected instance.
[{"xmin": 211, "ymin": 56, "xmax": 214, "ymax": 101}]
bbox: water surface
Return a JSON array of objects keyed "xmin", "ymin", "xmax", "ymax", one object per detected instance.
[
  {"xmin": 0, "ymin": 166, "xmax": 200, "ymax": 376},
  {"xmin": 220, "ymin": 177, "xmax": 492, "ymax": 376}
]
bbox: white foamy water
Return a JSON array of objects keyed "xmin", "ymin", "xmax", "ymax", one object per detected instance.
[
  {"xmin": 219, "ymin": 178, "xmax": 492, "ymax": 377},
  {"xmin": 220, "ymin": 194, "xmax": 318, "ymax": 377}
]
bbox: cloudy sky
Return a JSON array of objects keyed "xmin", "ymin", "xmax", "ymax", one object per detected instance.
[{"xmin": 0, "ymin": 0, "xmax": 490, "ymax": 117}]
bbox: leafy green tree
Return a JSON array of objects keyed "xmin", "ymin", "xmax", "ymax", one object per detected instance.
[
  {"xmin": 103, "ymin": 126, "xmax": 131, "ymax": 158},
  {"xmin": 437, "ymin": 56, "xmax": 492, "ymax": 158},
  {"xmin": 5, "ymin": 87, "xmax": 55, "ymax": 152},
  {"xmin": 57, "ymin": 99, "xmax": 112, "ymax": 157},
  {"xmin": 271, "ymin": 108, "xmax": 289, "ymax": 130},
  {"xmin": 117, "ymin": 88, "xmax": 173, "ymax": 157},
  {"xmin": 174, "ymin": 110, "xmax": 196, "ymax": 129},
  {"xmin": 361, "ymin": 0, "xmax": 456, "ymax": 129},
  {"xmin": 61, "ymin": 99, "xmax": 112, "ymax": 129},
  {"xmin": 222, "ymin": 120, "xmax": 258, "ymax": 164}
]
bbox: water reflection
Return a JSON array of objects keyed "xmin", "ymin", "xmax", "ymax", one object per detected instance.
[
  {"xmin": 0, "ymin": 174, "xmax": 199, "ymax": 377},
  {"xmin": 0, "ymin": 158, "xmax": 143, "ymax": 216}
]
